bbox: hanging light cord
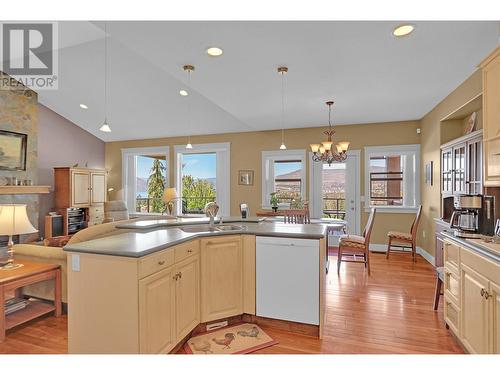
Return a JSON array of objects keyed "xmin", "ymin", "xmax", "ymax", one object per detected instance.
[
  {"xmin": 281, "ymin": 70, "xmax": 285, "ymax": 145},
  {"xmin": 104, "ymin": 22, "xmax": 107, "ymax": 122},
  {"xmin": 187, "ymin": 67, "xmax": 192, "ymax": 145}
]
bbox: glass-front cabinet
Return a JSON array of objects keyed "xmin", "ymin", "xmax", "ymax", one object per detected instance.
[{"xmin": 440, "ymin": 130, "xmax": 483, "ymax": 197}]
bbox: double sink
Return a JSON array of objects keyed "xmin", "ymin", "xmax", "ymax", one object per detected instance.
[{"xmin": 179, "ymin": 224, "xmax": 244, "ymax": 233}]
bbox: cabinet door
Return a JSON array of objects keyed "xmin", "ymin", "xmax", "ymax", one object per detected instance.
[
  {"xmin": 200, "ymin": 236, "xmax": 243, "ymax": 322},
  {"xmin": 490, "ymin": 280, "xmax": 500, "ymax": 354},
  {"xmin": 483, "ymin": 54, "xmax": 500, "ymax": 184},
  {"xmin": 175, "ymin": 255, "xmax": 200, "ymax": 341},
  {"xmin": 441, "ymin": 148, "xmax": 453, "ymax": 194},
  {"xmin": 461, "ymin": 263, "xmax": 490, "ymax": 354},
  {"xmin": 453, "ymin": 143, "xmax": 467, "ymax": 194},
  {"xmin": 139, "ymin": 266, "xmax": 176, "ymax": 354},
  {"xmin": 71, "ymin": 171, "xmax": 90, "ymax": 206},
  {"xmin": 91, "ymin": 172, "xmax": 106, "ymax": 204},
  {"xmin": 466, "ymin": 138, "xmax": 482, "ymax": 195}
]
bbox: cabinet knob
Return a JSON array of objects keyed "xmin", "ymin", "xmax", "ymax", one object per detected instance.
[
  {"xmin": 187, "ymin": 249, "xmax": 193, "ymax": 253},
  {"xmin": 484, "ymin": 291, "xmax": 490, "ymax": 300},
  {"xmin": 480, "ymin": 288, "xmax": 486, "ymax": 297},
  {"xmin": 178, "ymin": 272, "xmax": 182, "ymax": 279},
  {"xmin": 158, "ymin": 260, "xmax": 165, "ymax": 265}
]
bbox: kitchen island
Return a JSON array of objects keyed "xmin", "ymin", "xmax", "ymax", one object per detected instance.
[{"xmin": 64, "ymin": 220, "xmax": 327, "ymax": 354}]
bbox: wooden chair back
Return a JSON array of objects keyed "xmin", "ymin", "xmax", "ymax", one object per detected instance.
[
  {"xmin": 362, "ymin": 208, "xmax": 377, "ymax": 246},
  {"xmin": 283, "ymin": 209, "xmax": 311, "ymax": 224},
  {"xmin": 410, "ymin": 205, "xmax": 423, "ymax": 242}
]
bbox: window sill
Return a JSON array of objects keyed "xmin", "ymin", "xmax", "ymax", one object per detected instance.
[{"xmin": 364, "ymin": 206, "xmax": 419, "ymax": 214}]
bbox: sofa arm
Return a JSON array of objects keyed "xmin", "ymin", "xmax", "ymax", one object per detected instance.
[{"xmin": 13, "ymin": 244, "xmax": 67, "ymax": 261}]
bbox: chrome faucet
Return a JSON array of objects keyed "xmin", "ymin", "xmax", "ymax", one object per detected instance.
[{"xmin": 204, "ymin": 202, "xmax": 219, "ymax": 228}]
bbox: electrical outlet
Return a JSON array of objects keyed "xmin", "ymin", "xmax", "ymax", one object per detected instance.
[
  {"xmin": 71, "ymin": 254, "xmax": 80, "ymax": 272},
  {"xmin": 422, "ymin": 230, "xmax": 426, "ymax": 239}
]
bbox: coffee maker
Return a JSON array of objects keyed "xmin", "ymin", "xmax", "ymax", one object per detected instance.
[{"xmin": 450, "ymin": 195, "xmax": 495, "ymax": 238}]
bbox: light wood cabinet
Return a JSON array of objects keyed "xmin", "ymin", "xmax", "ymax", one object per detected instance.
[
  {"xmin": 90, "ymin": 171, "xmax": 106, "ymax": 204},
  {"xmin": 461, "ymin": 263, "xmax": 490, "ymax": 354},
  {"xmin": 490, "ymin": 280, "xmax": 500, "ymax": 354},
  {"xmin": 443, "ymin": 238, "xmax": 500, "ymax": 353},
  {"xmin": 480, "ymin": 46, "xmax": 500, "ymax": 185},
  {"xmin": 200, "ymin": 235, "xmax": 243, "ymax": 322},
  {"xmin": 174, "ymin": 255, "xmax": 200, "ymax": 341},
  {"xmin": 54, "ymin": 167, "xmax": 107, "ymax": 232},
  {"xmin": 71, "ymin": 171, "xmax": 90, "ymax": 206},
  {"xmin": 139, "ymin": 265, "xmax": 176, "ymax": 354}
]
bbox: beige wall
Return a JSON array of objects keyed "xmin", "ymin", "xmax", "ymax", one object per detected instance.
[
  {"xmin": 419, "ymin": 70, "xmax": 483, "ymax": 255},
  {"xmin": 106, "ymin": 120, "xmax": 420, "ymax": 245}
]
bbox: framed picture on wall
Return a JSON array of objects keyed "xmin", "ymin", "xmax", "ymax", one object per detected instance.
[
  {"xmin": 238, "ymin": 170, "xmax": 254, "ymax": 185},
  {"xmin": 0, "ymin": 130, "xmax": 27, "ymax": 171}
]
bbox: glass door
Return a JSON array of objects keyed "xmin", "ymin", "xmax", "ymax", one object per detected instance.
[
  {"xmin": 441, "ymin": 147, "xmax": 453, "ymax": 195},
  {"xmin": 453, "ymin": 143, "xmax": 467, "ymax": 194},
  {"xmin": 466, "ymin": 138, "xmax": 483, "ymax": 195}
]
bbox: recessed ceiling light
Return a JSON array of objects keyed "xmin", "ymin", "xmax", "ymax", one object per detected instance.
[
  {"xmin": 179, "ymin": 89, "xmax": 189, "ymax": 96},
  {"xmin": 393, "ymin": 24, "xmax": 415, "ymax": 37},
  {"xmin": 206, "ymin": 47, "xmax": 223, "ymax": 57},
  {"xmin": 79, "ymin": 103, "xmax": 88, "ymax": 109}
]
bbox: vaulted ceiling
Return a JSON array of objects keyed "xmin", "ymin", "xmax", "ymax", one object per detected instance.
[{"xmin": 25, "ymin": 21, "xmax": 500, "ymax": 141}]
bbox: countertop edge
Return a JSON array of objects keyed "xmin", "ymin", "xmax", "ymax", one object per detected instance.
[
  {"xmin": 441, "ymin": 231, "xmax": 500, "ymax": 264},
  {"xmin": 64, "ymin": 227, "xmax": 327, "ymax": 258}
]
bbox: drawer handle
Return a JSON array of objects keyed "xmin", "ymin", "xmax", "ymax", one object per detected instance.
[
  {"xmin": 187, "ymin": 249, "xmax": 193, "ymax": 253},
  {"xmin": 158, "ymin": 260, "xmax": 165, "ymax": 265}
]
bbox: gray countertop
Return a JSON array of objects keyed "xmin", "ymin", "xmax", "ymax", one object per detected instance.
[
  {"xmin": 441, "ymin": 231, "xmax": 500, "ymax": 263},
  {"xmin": 64, "ymin": 221, "xmax": 327, "ymax": 258}
]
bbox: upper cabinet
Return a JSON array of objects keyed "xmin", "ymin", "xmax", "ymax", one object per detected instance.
[
  {"xmin": 480, "ymin": 46, "xmax": 500, "ymax": 186},
  {"xmin": 440, "ymin": 130, "xmax": 483, "ymax": 197},
  {"xmin": 54, "ymin": 167, "xmax": 107, "ymax": 209}
]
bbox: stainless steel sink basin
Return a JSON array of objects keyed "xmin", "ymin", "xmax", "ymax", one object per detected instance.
[{"xmin": 179, "ymin": 224, "xmax": 243, "ymax": 233}]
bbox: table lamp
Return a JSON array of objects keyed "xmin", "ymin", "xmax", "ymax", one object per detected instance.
[
  {"xmin": 162, "ymin": 187, "xmax": 178, "ymax": 216},
  {"xmin": 0, "ymin": 204, "xmax": 38, "ymax": 270}
]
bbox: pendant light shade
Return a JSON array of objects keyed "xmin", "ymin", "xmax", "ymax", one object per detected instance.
[{"xmin": 100, "ymin": 22, "xmax": 111, "ymax": 133}]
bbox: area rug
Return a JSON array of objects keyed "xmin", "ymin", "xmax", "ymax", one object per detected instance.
[{"xmin": 184, "ymin": 323, "xmax": 278, "ymax": 354}]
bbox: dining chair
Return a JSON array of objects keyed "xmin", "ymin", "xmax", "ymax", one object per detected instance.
[
  {"xmin": 337, "ymin": 208, "xmax": 376, "ymax": 275},
  {"xmin": 386, "ymin": 205, "xmax": 423, "ymax": 262},
  {"xmin": 283, "ymin": 209, "xmax": 310, "ymax": 224}
]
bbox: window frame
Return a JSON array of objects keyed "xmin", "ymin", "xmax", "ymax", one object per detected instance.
[
  {"xmin": 364, "ymin": 144, "xmax": 420, "ymax": 213},
  {"xmin": 261, "ymin": 149, "xmax": 306, "ymax": 209},
  {"xmin": 121, "ymin": 146, "xmax": 170, "ymax": 215},
  {"xmin": 174, "ymin": 142, "xmax": 230, "ymax": 217}
]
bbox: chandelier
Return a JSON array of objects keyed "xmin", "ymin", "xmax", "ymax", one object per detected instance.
[{"xmin": 310, "ymin": 101, "xmax": 350, "ymax": 165}]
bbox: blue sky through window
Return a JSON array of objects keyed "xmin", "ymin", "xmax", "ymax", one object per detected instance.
[
  {"xmin": 275, "ymin": 161, "xmax": 301, "ymax": 178},
  {"xmin": 182, "ymin": 153, "xmax": 216, "ymax": 179}
]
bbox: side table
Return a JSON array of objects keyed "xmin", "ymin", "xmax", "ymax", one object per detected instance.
[{"xmin": 0, "ymin": 260, "xmax": 62, "ymax": 342}]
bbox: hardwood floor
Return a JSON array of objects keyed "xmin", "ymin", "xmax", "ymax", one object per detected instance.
[{"xmin": 0, "ymin": 252, "xmax": 464, "ymax": 354}]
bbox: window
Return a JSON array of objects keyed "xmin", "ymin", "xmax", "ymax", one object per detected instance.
[
  {"xmin": 122, "ymin": 146, "xmax": 169, "ymax": 214},
  {"xmin": 174, "ymin": 143, "xmax": 230, "ymax": 216},
  {"xmin": 262, "ymin": 150, "xmax": 306, "ymax": 208},
  {"xmin": 180, "ymin": 153, "xmax": 217, "ymax": 214},
  {"xmin": 322, "ymin": 163, "xmax": 346, "ymax": 219},
  {"xmin": 364, "ymin": 145, "xmax": 420, "ymax": 212}
]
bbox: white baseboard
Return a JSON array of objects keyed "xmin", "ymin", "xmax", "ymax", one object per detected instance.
[{"xmin": 368, "ymin": 243, "xmax": 435, "ymax": 266}]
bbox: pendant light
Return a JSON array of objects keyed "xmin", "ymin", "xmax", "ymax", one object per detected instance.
[
  {"xmin": 99, "ymin": 22, "xmax": 111, "ymax": 133},
  {"xmin": 184, "ymin": 65, "xmax": 195, "ymax": 149},
  {"xmin": 278, "ymin": 66, "xmax": 288, "ymax": 150}
]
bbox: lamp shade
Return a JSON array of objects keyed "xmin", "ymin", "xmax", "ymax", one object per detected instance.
[
  {"xmin": 0, "ymin": 204, "xmax": 37, "ymax": 236},
  {"xmin": 163, "ymin": 187, "xmax": 178, "ymax": 203}
]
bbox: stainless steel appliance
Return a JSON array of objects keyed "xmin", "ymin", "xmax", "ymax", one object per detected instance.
[{"xmin": 450, "ymin": 195, "xmax": 495, "ymax": 238}]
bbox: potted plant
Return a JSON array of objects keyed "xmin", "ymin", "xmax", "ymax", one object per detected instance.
[{"xmin": 270, "ymin": 192, "xmax": 279, "ymax": 212}]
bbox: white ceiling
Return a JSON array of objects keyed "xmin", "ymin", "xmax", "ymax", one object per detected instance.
[{"xmin": 20, "ymin": 21, "xmax": 500, "ymax": 141}]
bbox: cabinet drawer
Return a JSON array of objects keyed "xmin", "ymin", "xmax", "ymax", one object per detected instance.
[
  {"xmin": 174, "ymin": 240, "xmax": 200, "ymax": 263},
  {"xmin": 139, "ymin": 248, "xmax": 175, "ymax": 279},
  {"xmin": 444, "ymin": 266, "xmax": 460, "ymax": 305},
  {"xmin": 444, "ymin": 241, "xmax": 460, "ymax": 269},
  {"xmin": 444, "ymin": 298, "xmax": 460, "ymax": 336},
  {"xmin": 89, "ymin": 205, "xmax": 104, "ymax": 215}
]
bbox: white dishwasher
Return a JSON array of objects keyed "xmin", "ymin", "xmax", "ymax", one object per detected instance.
[{"xmin": 256, "ymin": 236, "xmax": 319, "ymax": 325}]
